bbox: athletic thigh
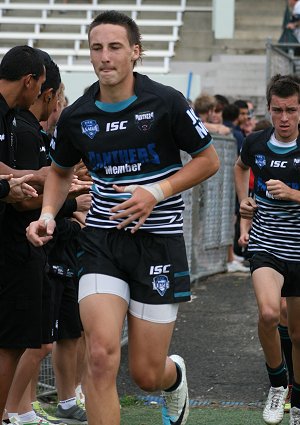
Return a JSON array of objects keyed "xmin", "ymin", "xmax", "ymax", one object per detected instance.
[
  {"xmin": 79, "ymin": 292, "xmax": 128, "ymax": 354},
  {"xmin": 250, "ymin": 252, "xmax": 284, "ymax": 313},
  {"xmin": 127, "ymin": 313, "xmax": 175, "ymax": 375},
  {"xmin": 286, "ymin": 297, "xmax": 300, "ymax": 338}
]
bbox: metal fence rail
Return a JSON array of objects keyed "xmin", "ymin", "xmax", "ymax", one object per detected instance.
[
  {"xmin": 266, "ymin": 39, "xmax": 300, "ymax": 83},
  {"xmin": 38, "ymin": 134, "xmax": 236, "ymax": 395}
]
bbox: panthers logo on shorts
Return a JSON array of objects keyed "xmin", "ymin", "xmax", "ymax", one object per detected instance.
[{"xmin": 152, "ymin": 274, "xmax": 170, "ymax": 297}]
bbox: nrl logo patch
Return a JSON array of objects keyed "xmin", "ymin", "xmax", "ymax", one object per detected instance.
[
  {"xmin": 81, "ymin": 119, "xmax": 99, "ymax": 140},
  {"xmin": 152, "ymin": 275, "xmax": 170, "ymax": 297},
  {"xmin": 255, "ymin": 154, "xmax": 266, "ymax": 169},
  {"xmin": 294, "ymin": 158, "xmax": 300, "ymax": 169},
  {"xmin": 135, "ymin": 111, "xmax": 154, "ymax": 131}
]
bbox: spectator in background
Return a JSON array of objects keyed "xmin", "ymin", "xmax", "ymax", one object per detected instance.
[
  {"xmin": 234, "ymin": 99, "xmax": 249, "ymax": 137},
  {"xmin": 209, "ymin": 94, "xmax": 229, "ymax": 125},
  {"xmin": 287, "ymin": 0, "xmax": 300, "ymax": 42},
  {"xmin": 222, "ymin": 103, "xmax": 245, "ymax": 153},
  {"xmin": 214, "ymin": 94, "xmax": 230, "ymax": 110},
  {"xmin": 254, "ymin": 119, "xmax": 272, "ymax": 132},
  {"xmin": 193, "ymin": 93, "xmax": 231, "ymax": 136},
  {"xmin": 221, "ymin": 103, "xmax": 249, "ymax": 272},
  {"xmin": 246, "ymin": 100, "xmax": 258, "ymax": 127},
  {"xmin": 239, "ymin": 100, "xmax": 257, "ymax": 137}
]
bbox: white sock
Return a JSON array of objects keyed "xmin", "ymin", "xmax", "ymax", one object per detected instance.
[
  {"xmin": 59, "ymin": 397, "xmax": 76, "ymax": 410},
  {"xmin": 75, "ymin": 384, "xmax": 85, "ymax": 403},
  {"xmin": 19, "ymin": 411, "xmax": 37, "ymax": 422},
  {"xmin": 7, "ymin": 413, "xmax": 20, "ymax": 422}
]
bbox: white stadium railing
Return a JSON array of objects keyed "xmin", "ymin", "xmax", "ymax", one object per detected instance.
[{"xmin": 0, "ymin": 0, "xmax": 196, "ymax": 73}]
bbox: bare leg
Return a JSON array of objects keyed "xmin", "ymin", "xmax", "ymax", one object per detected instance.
[
  {"xmin": 0, "ymin": 348, "xmax": 24, "ymax": 419},
  {"xmin": 286, "ymin": 297, "xmax": 300, "ymax": 385},
  {"xmin": 5, "ymin": 344, "xmax": 52, "ymax": 415},
  {"xmin": 52, "ymin": 338, "xmax": 80, "ymax": 401},
  {"xmin": 252, "ymin": 267, "xmax": 283, "ymax": 368},
  {"xmin": 128, "ymin": 314, "xmax": 176, "ymax": 392},
  {"xmin": 76, "ymin": 333, "xmax": 86, "ymax": 389},
  {"xmin": 80, "ymin": 294, "xmax": 128, "ymax": 425}
]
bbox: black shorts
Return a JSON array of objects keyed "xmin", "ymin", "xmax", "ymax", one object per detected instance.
[
  {"xmin": 0, "ymin": 241, "xmax": 54, "ymax": 348},
  {"xmin": 50, "ymin": 274, "xmax": 82, "ymax": 341},
  {"xmin": 77, "ymin": 227, "xmax": 191, "ymax": 304},
  {"xmin": 249, "ymin": 251, "xmax": 300, "ymax": 297}
]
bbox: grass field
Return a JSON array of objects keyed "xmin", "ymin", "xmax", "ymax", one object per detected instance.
[
  {"xmin": 120, "ymin": 404, "xmax": 290, "ymax": 425},
  {"xmin": 45, "ymin": 397, "xmax": 291, "ymax": 425}
]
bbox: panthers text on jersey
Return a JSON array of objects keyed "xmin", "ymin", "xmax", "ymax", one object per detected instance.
[{"xmin": 50, "ymin": 73, "xmax": 212, "ymax": 235}]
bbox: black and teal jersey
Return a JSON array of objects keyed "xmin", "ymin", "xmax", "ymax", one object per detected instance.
[
  {"xmin": 240, "ymin": 127, "xmax": 300, "ymax": 261},
  {"xmin": 50, "ymin": 72, "xmax": 212, "ymax": 234}
]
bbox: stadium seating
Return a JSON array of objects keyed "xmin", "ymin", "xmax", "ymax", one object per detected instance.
[{"xmin": 0, "ymin": 0, "xmax": 208, "ymax": 73}]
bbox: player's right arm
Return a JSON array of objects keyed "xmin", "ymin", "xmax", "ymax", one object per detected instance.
[
  {"xmin": 26, "ymin": 162, "xmax": 74, "ymax": 246},
  {"xmin": 239, "ymin": 217, "xmax": 252, "ymax": 248},
  {"xmin": 234, "ymin": 156, "xmax": 257, "ymax": 219}
]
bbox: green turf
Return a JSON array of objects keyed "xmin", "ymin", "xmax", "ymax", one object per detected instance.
[
  {"xmin": 44, "ymin": 400, "xmax": 291, "ymax": 424},
  {"xmin": 119, "ymin": 405, "xmax": 290, "ymax": 425}
]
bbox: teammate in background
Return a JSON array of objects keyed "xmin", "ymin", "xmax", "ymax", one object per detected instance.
[
  {"xmin": 26, "ymin": 10, "xmax": 220, "ymax": 425},
  {"xmin": 2, "ymin": 56, "xmax": 61, "ymax": 425},
  {"xmin": 0, "ymin": 47, "xmax": 48, "ymax": 190},
  {"xmin": 0, "ymin": 45, "xmax": 46, "ymax": 423},
  {"xmin": 234, "ymin": 74, "xmax": 300, "ymax": 425},
  {"xmin": 0, "ymin": 174, "xmax": 37, "ymax": 203}
]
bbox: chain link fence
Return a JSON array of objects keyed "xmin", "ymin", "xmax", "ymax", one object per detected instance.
[{"xmin": 38, "ymin": 134, "xmax": 237, "ymax": 395}]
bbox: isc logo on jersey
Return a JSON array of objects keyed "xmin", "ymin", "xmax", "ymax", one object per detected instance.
[
  {"xmin": 270, "ymin": 160, "xmax": 287, "ymax": 168},
  {"xmin": 106, "ymin": 121, "xmax": 128, "ymax": 132},
  {"xmin": 149, "ymin": 264, "xmax": 171, "ymax": 275}
]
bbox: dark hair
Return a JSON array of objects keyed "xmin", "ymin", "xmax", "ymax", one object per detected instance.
[
  {"xmin": 88, "ymin": 10, "xmax": 143, "ymax": 66},
  {"xmin": 234, "ymin": 99, "xmax": 248, "ymax": 110},
  {"xmin": 40, "ymin": 59, "xmax": 61, "ymax": 96},
  {"xmin": 214, "ymin": 94, "xmax": 229, "ymax": 107},
  {"xmin": 0, "ymin": 45, "xmax": 44, "ymax": 81},
  {"xmin": 222, "ymin": 104, "xmax": 240, "ymax": 122},
  {"xmin": 266, "ymin": 74, "xmax": 300, "ymax": 106},
  {"xmin": 254, "ymin": 119, "xmax": 272, "ymax": 131},
  {"xmin": 35, "ymin": 48, "xmax": 52, "ymax": 65}
]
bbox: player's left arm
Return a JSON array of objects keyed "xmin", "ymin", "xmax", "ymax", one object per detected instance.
[
  {"xmin": 110, "ymin": 144, "xmax": 220, "ymax": 233},
  {"xmin": 266, "ymin": 179, "xmax": 300, "ymax": 202}
]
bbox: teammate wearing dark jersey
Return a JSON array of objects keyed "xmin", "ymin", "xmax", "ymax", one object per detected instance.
[
  {"xmin": 26, "ymin": 11, "xmax": 220, "ymax": 425},
  {"xmin": 234, "ymin": 74, "xmax": 300, "ymax": 425},
  {"xmin": 0, "ymin": 174, "xmax": 37, "ymax": 202},
  {"xmin": 0, "ymin": 45, "xmax": 46, "ymax": 422},
  {"xmin": 0, "ymin": 46, "xmax": 47, "ymax": 195}
]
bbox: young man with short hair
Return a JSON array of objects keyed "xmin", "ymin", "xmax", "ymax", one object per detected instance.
[
  {"xmin": 0, "ymin": 44, "xmax": 46, "ymax": 422},
  {"xmin": 234, "ymin": 74, "xmax": 300, "ymax": 425},
  {"xmin": 26, "ymin": 11, "xmax": 220, "ymax": 425}
]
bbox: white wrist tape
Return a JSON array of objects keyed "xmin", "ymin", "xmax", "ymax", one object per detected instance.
[
  {"xmin": 125, "ymin": 183, "xmax": 165, "ymax": 203},
  {"xmin": 40, "ymin": 212, "xmax": 54, "ymax": 225}
]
